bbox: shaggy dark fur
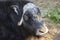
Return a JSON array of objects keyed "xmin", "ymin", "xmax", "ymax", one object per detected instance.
[
  {"xmin": 0, "ymin": 1, "xmax": 31, "ymax": 40},
  {"xmin": 0, "ymin": 1, "xmax": 45, "ymax": 40}
]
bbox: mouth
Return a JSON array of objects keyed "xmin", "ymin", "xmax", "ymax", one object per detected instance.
[{"xmin": 36, "ymin": 24, "xmax": 49, "ymax": 36}]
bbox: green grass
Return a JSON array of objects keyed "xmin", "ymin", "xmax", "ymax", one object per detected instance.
[
  {"xmin": 48, "ymin": 4, "xmax": 60, "ymax": 23},
  {"xmin": 41, "ymin": 3, "xmax": 60, "ymax": 23}
]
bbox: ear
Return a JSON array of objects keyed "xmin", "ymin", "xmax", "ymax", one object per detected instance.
[
  {"xmin": 36, "ymin": 8, "xmax": 41, "ymax": 14},
  {"xmin": 23, "ymin": 14, "xmax": 28, "ymax": 21}
]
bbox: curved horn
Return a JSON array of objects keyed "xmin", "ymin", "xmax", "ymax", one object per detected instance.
[{"xmin": 11, "ymin": 5, "xmax": 23, "ymax": 26}]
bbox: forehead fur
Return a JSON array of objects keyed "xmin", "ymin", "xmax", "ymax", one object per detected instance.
[{"xmin": 23, "ymin": 3, "xmax": 38, "ymax": 14}]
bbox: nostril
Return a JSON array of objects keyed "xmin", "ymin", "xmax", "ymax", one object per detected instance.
[
  {"xmin": 36, "ymin": 22, "xmax": 49, "ymax": 36},
  {"xmin": 39, "ymin": 30, "xmax": 44, "ymax": 33},
  {"xmin": 39, "ymin": 27, "xmax": 46, "ymax": 33}
]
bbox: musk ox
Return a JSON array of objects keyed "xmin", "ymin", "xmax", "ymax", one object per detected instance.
[{"xmin": 0, "ymin": 0, "xmax": 48, "ymax": 40}]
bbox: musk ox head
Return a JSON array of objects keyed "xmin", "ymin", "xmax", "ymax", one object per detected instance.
[
  {"xmin": 11, "ymin": 2, "xmax": 48, "ymax": 36},
  {"xmin": 18, "ymin": 3, "xmax": 48, "ymax": 36}
]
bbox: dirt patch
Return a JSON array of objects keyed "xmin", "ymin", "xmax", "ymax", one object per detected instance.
[{"xmin": 53, "ymin": 32, "xmax": 60, "ymax": 40}]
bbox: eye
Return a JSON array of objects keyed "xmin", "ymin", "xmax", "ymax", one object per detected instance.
[{"xmin": 23, "ymin": 15, "xmax": 28, "ymax": 21}]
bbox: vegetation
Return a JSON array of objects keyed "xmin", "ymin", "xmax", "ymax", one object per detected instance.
[
  {"xmin": 41, "ymin": 4, "xmax": 60, "ymax": 23},
  {"xmin": 48, "ymin": 4, "xmax": 60, "ymax": 23}
]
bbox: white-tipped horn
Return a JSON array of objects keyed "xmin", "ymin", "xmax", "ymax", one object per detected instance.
[
  {"xmin": 11, "ymin": 5, "xmax": 19, "ymax": 15},
  {"xmin": 11, "ymin": 5, "xmax": 23, "ymax": 26},
  {"xmin": 18, "ymin": 16, "xmax": 23, "ymax": 26}
]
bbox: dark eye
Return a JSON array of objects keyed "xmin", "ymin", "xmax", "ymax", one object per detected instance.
[{"xmin": 23, "ymin": 15, "xmax": 28, "ymax": 21}]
